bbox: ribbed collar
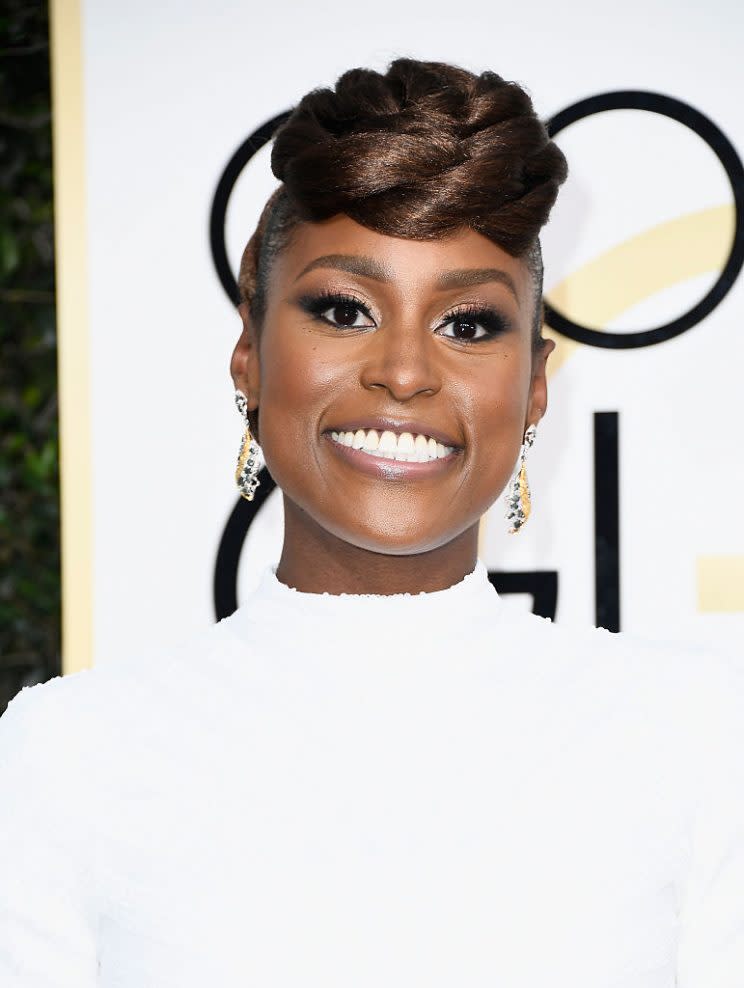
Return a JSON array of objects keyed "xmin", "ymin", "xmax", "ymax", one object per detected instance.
[{"xmin": 225, "ymin": 557, "xmax": 501, "ymax": 634}]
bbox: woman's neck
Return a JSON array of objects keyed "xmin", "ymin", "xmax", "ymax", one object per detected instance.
[{"xmin": 275, "ymin": 497, "xmax": 480, "ymax": 596}]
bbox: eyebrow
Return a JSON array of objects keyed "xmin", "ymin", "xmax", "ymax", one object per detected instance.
[{"xmin": 294, "ymin": 254, "xmax": 521, "ymax": 304}]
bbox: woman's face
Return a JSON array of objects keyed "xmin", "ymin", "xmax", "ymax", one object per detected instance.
[{"xmin": 232, "ymin": 214, "xmax": 552, "ymax": 556}]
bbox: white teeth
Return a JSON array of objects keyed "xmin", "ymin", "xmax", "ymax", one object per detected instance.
[
  {"xmin": 330, "ymin": 427, "xmax": 454, "ymax": 462},
  {"xmin": 378, "ymin": 430, "xmax": 397, "ymax": 453},
  {"xmin": 397, "ymin": 432, "xmax": 415, "ymax": 453},
  {"xmin": 362, "ymin": 429, "xmax": 380, "ymax": 452}
]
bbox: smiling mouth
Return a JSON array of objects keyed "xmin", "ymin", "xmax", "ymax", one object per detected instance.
[{"xmin": 329, "ymin": 427, "xmax": 455, "ymax": 463}]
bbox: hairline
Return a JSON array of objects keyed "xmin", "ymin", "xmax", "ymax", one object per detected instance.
[{"xmin": 247, "ymin": 191, "xmax": 546, "ymax": 348}]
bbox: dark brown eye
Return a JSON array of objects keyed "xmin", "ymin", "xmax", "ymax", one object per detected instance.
[
  {"xmin": 298, "ymin": 292, "xmax": 376, "ymax": 330},
  {"xmin": 439, "ymin": 307, "xmax": 510, "ymax": 343},
  {"xmin": 331, "ymin": 303, "xmax": 362, "ymax": 327},
  {"xmin": 451, "ymin": 317, "xmax": 479, "ymax": 339}
]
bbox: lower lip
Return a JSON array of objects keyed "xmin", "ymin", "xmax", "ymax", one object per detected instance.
[{"xmin": 323, "ymin": 433, "xmax": 461, "ymax": 479}]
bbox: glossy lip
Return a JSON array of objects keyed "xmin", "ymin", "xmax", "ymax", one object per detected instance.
[
  {"xmin": 322, "ymin": 416, "xmax": 463, "ymax": 449},
  {"xmin": 323, "ymin": 432, "xmax": 461, "ymax": 480}
]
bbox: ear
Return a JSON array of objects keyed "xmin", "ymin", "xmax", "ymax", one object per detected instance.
[
  {"xmin": 230, "ymin": 302, "xmax": 261, "ymax": 412},
  {"xmin": 526, "ymin": 336, "xmax": 555, "ymax": 429}
]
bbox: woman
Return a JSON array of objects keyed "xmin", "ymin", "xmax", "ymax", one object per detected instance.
[{"xmin": 1, "ymin": 58, "xmax": 742, "ymax": 987}]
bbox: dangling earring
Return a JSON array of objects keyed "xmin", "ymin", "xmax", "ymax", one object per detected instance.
[
  {"xmin": 234, "ymin": 389, "xmax": 261, "ymax": 501},
  {"xmin": 505, "ymin": 423, "xmax": 537, "ymax": 534}
]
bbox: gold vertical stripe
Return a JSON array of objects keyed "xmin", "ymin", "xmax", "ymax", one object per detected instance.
[
  {"xmin": 50, "ymin": 0, "xmax": 93, "ymax": 674},
  {"xmin": 697, "ymin": 557, "xmax": 744, "ymax": 613}
]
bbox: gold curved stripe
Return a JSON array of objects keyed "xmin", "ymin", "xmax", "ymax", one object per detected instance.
[{"xmin": 543, "ymin": 204, "xmax": 735, "ymax": 376}]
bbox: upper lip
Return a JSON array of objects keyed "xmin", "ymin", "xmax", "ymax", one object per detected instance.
[{"xmin": 324, "ymin": 416, "xmax": 463, "ymax": 449}]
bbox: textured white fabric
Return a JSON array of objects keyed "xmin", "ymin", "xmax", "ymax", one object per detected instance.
[{"xmin": 1, "ymin": 558, "xmax": 743, "ymax": 986}]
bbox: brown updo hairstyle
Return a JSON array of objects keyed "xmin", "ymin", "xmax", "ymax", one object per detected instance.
[{"xmin": 238, "ymin": 57, "xmax": 567, "ymax": 348}]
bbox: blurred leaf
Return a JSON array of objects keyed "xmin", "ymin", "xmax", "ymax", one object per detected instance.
[
  {"xmin": 0, "ymin": 227, "xmax": 20, "ymax": 275},
  {"xmin": 0, "ymin": 1, "xmax": 60, "ymax": 714}
]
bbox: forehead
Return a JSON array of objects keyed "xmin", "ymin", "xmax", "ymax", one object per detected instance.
[{"xmin": 271, "ymin": 214, "xmax": 532, "ymax": 306}]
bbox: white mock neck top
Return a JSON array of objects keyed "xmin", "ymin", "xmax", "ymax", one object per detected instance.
[{"xmin": 1, "ymin": 557, "xmax": 743, "ymax": 987}]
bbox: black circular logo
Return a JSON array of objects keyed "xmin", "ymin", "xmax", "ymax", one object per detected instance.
[
  {"xmin": 209, "ymin": 110, "xmax": 291, "ymax": 307},
  {"xmin": 544, "ymin": 91, "xmax": 744, "ymax": 348}
]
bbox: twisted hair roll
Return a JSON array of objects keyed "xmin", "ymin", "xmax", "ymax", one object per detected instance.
[{"xmin": 238, "ymin": 58, "xmax": 567, "ymax": 321}]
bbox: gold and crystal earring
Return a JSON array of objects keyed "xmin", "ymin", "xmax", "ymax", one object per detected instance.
[
  {"xmin": 234, "ymin": 389, "xmax": 261, "ymax": 501},
  {"xmin": 505, "ymin": 423, "xmax": 537, "ymax": 534}
]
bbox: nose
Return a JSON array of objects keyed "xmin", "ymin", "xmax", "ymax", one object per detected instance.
[{"xmin": 359, "ymin": 322, "xmax": 442, "ymax": 401}]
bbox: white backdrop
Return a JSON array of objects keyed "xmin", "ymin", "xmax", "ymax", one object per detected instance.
[{"xmin": 62, "ymin": 0, "xmax": 744, "ymax": 667}]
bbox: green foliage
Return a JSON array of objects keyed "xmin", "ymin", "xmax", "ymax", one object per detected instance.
[{"xmin": 0, "ymin": 1, "xmax": 60, "ymax": 714}]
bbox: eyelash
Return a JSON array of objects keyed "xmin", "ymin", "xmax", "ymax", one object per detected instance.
[{"xmin": 297, "ymin": 291, "xmax": 511, "ymax": 343}]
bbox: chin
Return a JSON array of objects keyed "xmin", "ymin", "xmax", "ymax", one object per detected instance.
[{"xmin": 321, "ymin": 512, "xmax": 466, "ymax": 558}]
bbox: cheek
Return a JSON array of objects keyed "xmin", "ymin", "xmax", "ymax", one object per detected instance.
[
  {"xmin": 255, "ymin": 328, "xmax": 346, "ymax": 473},
  {"xmin": 454, "ymin": 348, "xmax": 532, "ymax": 505},
  {"xmin": 461, "ymin": 346, "xmax": 532, "ymax": 441},
  {"xmin": 264, "ymin": 333, "xmax": 317, "ymax": 408}
]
